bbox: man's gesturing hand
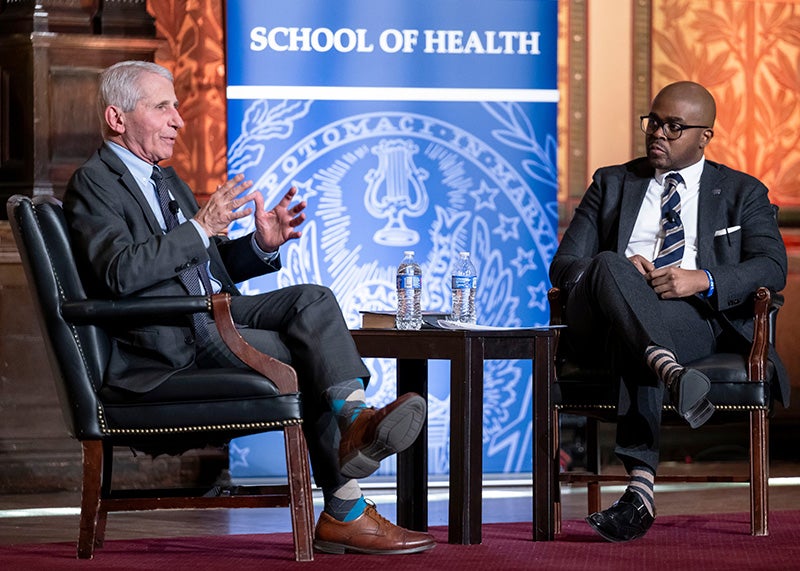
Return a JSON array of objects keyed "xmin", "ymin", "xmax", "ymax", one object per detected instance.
[
  {"xmin": 252, "ymin": 186, "xmax": 306, "ymax": 252},
  {"xmin": 194, "ymin": 174, "xmax": 258, "ymax": 236}
]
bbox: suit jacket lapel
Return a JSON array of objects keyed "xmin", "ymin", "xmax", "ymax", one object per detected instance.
[
  {"xmin": 162, "ymin": 167, "xmax": 199, "ymax": 218},
  {"xmin": 616, "ymin": 170, "xmax": 651, "ymax": 252},
  {"xmin": 98, "ymin": 143, "xmax": 164, "ymax": 236},
  {"xmin": 696, "ymin": 163, "xmax": 725, "ymax": 267}
]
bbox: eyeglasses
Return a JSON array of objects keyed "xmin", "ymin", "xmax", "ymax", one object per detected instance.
[{"xmin": 640, "ymin": 115, "xmax": 710, "ymax": 140}]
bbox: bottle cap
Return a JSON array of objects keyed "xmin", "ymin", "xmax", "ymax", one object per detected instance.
[{"xmin": 404, "ymin": 250, "xmax": 415, "ymax": 256}]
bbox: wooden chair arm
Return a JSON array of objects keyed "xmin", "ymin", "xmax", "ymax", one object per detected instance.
[
  {"xmin": 210, "ymin": 293, "xmax": 300, "ymax": 394},
  {"xmin": 547, "ymin": 287, "xmax": 564, "ymax": 325},
  {"xmin": 747, "ymin": 287, "xmax": 771, "ymax": 382},
  {"xmin": 547, "ymin": 287, "xmax": 564, "ymax": 357}
]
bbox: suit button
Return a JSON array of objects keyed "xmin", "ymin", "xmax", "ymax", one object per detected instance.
[
  {"xmin": 191, "ymin": 257, "xmax": 199, "ymax": 263},
  {"xmin": 184, "ymin": 336, "xmax": 194, "ymax": 345}
]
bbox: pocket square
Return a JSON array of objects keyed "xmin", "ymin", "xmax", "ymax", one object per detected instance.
[{"xmin": 714, "ymin": 225, "xmax": 741, "ymax": 237}]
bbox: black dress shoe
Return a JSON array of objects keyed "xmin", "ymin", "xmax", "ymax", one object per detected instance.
[
  {"xmin": 670, "ymin": 368, "xmax": 715, "ymax": 429},
  {"xmin": 586, "ymin": 490, "xmax": 655, "ymax": 542}
]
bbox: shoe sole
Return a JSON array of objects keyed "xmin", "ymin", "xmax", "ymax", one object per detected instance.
[
  {"xmin": 585, "ymin": 515, "xmax": 648, "ymax": 543},
  {"xmin": 340, "ymin": 395, "xmax": 426, "ymax": 479},
  {"xmin": 675, "ymin": 369, "xmax": 715, "ymax": 429},
  {"xmin": 683, "ymin": 397, "xmax": 715, "ymax": 429},
  {"xmin": 313, "ymin": 539, "xmax": 436, "ymax": 555}
]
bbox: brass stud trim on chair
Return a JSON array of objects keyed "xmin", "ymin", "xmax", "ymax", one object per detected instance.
[
  {"xmin": 97, "ymin": 406, "xmax": 303, "ymax": 435},
  {"xmin": 555, "ymin": 404, "xmax": 767, "ymax": 412},
  {"xmin": 663, "ymin": 404, "xmax": 767, "ymax": 412},
  {"xmin": 554, "ymin": 404, "xmax": 616, "ymax": 410}
]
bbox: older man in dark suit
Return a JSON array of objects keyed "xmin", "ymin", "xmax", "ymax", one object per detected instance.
[
  {"xmin": 63, "ymin": 60, "xmax": 435, "ymax": 555},
  {"xmin": 550, "ymin": 81, "xmax": 788, "ymax": 542}
]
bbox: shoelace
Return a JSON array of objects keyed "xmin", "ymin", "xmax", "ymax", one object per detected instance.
[{"xmin": 363, "ymin": 499, "xmax": 390, "ymax": 524}]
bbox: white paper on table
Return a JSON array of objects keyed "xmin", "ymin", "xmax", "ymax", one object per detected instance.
[{"xmin": 434, "ymin": 320, "xmax": 565, "ymax": 331}]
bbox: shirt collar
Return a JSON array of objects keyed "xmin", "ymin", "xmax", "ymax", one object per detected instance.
[
  {"xmin": 655, "ymin": 156, "xmax": 704, "ymax": 188},
  {"xmin": 106, "ymin": 141, "xmax": 158, "ymax": 191}
]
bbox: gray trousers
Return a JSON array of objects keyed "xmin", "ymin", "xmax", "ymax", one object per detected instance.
[
  {"xmin": 562, "ymin": 252, "xmax": 719, "ymax": 472},
  {"xmin": 197, "ymin": 284, "xmax": 370, "ymax": 490}
]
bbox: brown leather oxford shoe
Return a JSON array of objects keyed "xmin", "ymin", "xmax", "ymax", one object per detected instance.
[
  {"xmin": 314, "ymin": 503, "xmax": 436, "ymax": 554},
  {"xmin": 339, "ymin": 392, "xmax": 426, "ymax": 479}
]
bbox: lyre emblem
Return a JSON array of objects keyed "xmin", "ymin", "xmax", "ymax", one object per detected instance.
[{"xmin": 364, "ymin": 139, "xmax": 429, "ymax": 246}]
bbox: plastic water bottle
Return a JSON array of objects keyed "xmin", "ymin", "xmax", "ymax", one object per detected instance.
[
  {"xmin": 396, "ymin": 250, "xmax": 422, "ymax": 330},
  {"xmin": 450, "ymin": 251, "xmax": 477, "ymax": 324}
]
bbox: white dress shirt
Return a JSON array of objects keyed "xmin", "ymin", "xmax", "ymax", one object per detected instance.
[{"xmin": 625, "ymin": 156, "xmax": 705, "ymax": 270}]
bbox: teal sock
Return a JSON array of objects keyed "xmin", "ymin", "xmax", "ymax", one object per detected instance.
[
  {"xmin": 324, "ymin": 378, "xmax": 368, "ymax": 429},
  {"xmin": 323, "ymin": 480, "xmax": 367, "ymax": 522}
]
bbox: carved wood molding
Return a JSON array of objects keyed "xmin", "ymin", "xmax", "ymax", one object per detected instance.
[{"xmin": 558, "ymin": 0, "xmax": 588, "ymax": 226}]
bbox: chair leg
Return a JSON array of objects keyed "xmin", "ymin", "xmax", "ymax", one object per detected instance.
[
  {"xmin": 94, "ymin": 441, "xmax": 114, "ymax": 548},
  {"xmin": 553, "ymin": 409, "xmax": 562, "ymax": 534},
  {"xmin": 587, "ymin": 482, "xmax": 602, "ymax": 514},
  {"xmin": 585, "ymin": 418, "xmax": 602, "ymax": 514},
  {"xmin": 750, "ymin": 409, "xmax": 769, "ymax": 536},
  {"xmin": 77, "ymin": 441, "xmax": 103, "ymax": 559},
  {"xmin": 284, "ymin": 424, "xmax": 315, "ymax": 561}
]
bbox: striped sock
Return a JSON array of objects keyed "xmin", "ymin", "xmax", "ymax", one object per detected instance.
[
  {"xmin": 627, "ymin": 466, "xmax": 655, "ymax": 516},
  {"xmin": 324, "ymin": 378, "xmax": 368, "ymax": 430},
  {"xmin": 323, "ymin": 479, "xmax": 367, "ymax": 522},
  {"xmin": 645, "ymin": 345, "xmax": 683, "ymax": 387}
]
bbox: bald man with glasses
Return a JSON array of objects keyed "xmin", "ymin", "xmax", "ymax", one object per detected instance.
[{"xmin": 550, "ymin": 81, "xmax": 788, "ymax": 542}]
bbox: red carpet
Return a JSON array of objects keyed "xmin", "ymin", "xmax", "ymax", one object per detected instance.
[{"xmin": 2, "ymin": 512, "xmax": 800, "ymax": 570}]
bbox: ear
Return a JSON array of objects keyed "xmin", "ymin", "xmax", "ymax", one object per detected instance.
[
  {"xmin": 699, "ymin": 128, "xmax": 714, "ymax": 148},
  {"xmin": 104, "ymin": 105, "xmax": 125, "ymax": 135}
]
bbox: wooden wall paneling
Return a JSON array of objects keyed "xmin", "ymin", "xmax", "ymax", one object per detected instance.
[
  {"xmin": 0, "ymin": 1, "xmax": 232, "ymax": 493},
  {"xmin": 0, "ymin": 39, "xmax": 33, "ymax": 207},
  {"xmin": 631, "ymin": 0, "xmax": 651, "ymax": 159}
]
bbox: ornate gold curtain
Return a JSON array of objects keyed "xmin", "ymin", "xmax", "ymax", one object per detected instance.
[
  {"xmin": 650, "ymin": 0, "xmax": 800, "ymax": 212},
  {"xmin": 147, "ymin": 0, "xmax": 227, "ymax": 202}
]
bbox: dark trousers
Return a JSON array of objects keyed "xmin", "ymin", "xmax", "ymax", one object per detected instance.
[
  {"xmin": 562, "ymin": 252, "xmax": 718, "ymax": 472},
  {"xmin": 197, "ymin": 284, "xmax": 370, "ymax": 490}
]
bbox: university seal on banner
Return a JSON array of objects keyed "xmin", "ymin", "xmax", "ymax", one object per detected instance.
[{"xmin": 228, "ymin": 103, "xmax": 557, "ymax": 475}]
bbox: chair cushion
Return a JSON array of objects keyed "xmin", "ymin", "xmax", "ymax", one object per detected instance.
[
  {"xmin": 98, "ymin": 367, "xmax": 303, "ymax": 436},
  {"xmin": 555, "ymin": 352, "xmax": 773, "ymax": 413}
]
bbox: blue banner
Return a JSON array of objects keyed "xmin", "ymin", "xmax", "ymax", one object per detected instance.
[{"xmin": 226, "ymin": 0, "xmax": 558, "ymax": 479}]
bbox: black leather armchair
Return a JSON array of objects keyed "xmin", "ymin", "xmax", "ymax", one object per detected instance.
[
  {"xmin": 7, "ymin": 194, "xmax": 315, "ymax": 561},
  {"xmin": 548, "ymin": 285, "xmax": 781, "ymax": 536}
]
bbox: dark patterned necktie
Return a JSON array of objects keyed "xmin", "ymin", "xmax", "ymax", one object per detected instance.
[
  {"xmin": 653, "ymin": 172, "xmax": 685, "ymax": 268},
  {"xmin": 151, "ymin": 166, "xmax": 212, "ymax": 343}
]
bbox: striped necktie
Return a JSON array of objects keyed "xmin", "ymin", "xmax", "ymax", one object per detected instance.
[
  {"xmin": 151, "ymin": 166, "xmax": 212, "ymax": 343},
  {"xmin": 653, "ymin": 172, "xmax": 685, "ymax": 269}
]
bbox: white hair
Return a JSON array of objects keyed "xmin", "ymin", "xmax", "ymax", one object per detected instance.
[{"xmin": 97, "ymin": 60, "xmax": 173, "ymax": 137}]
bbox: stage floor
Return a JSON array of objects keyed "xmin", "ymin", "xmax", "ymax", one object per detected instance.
[{"xmin": 1, "ymin": 461, "xmax": 799, "ymax": 545}]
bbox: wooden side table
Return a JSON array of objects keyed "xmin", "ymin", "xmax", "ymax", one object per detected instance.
[{"xmin": 350, "ymin": 327, "xmax": 558, "ymax": 544}]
